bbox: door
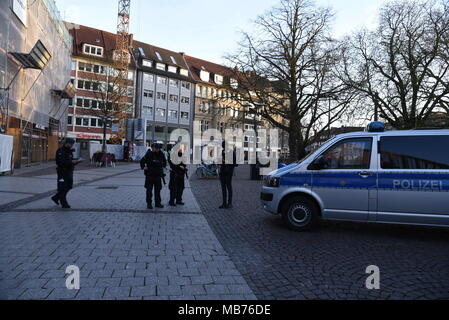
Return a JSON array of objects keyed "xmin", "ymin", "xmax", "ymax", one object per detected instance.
[
  {"xmin": 311, "ymin": 137, "xmax": 377, "ymax": 221},
  {"xmin": 377, "ymin": 135, "xmax": 449, "ymax": 226}
]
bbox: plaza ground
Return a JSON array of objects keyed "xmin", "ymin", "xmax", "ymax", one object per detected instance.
[{"xmin": 1, "ymin": 163, "xmax": 449, "ymax": 300}]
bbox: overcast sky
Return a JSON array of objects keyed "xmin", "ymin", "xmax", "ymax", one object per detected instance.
[{"xmin": 55, "ymin": 0, "xmax": 388, "ymax": 64}]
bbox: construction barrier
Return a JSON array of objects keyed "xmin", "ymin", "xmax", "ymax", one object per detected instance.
[{"xmin": 0, "ymin": 134, "xmax": 14, "ymax": 174}]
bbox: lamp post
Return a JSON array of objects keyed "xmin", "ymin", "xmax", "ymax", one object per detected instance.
[
  {"xmin": 100, "ymin": 115, "xmax": 113, "ymax": 152},
  {"xmin": 244, "ymin": 103, "xmax": 265, "ymax": 180}
]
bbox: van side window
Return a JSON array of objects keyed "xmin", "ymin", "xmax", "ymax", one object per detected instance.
[
  {"xmin": 380, "ymin": 136, "xmax": 449, "ymax": 170},
  {"xmin": 321, "ymin": 138, "xmax": 372, "ymax": 170}
]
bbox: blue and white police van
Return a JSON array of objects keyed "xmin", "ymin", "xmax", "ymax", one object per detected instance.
[{"xmin": 261, "ymin": 122, "xmax": 449, "ymax": 231}]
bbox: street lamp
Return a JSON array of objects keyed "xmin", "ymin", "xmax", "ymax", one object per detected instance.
[{"xmin": 99, "ymin": 115, "xmax": 113, "ymax": 152}]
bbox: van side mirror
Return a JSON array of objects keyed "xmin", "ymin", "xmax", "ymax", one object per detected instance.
[{"xmin": 308, "ymin": 155, "xmax": 326, "ymax": 170}]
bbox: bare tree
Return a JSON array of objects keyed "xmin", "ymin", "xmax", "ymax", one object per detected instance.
[
  {"xmin": 338, "ymin": 0, "xmax": 449, "ymax": 129},
  {"xmin": 89, "ymin": 65, "xmax": 132, "ymax": 149},
  {"xmin": 226, "ymin": 0, "xmax": 357, "ymax": 162}
]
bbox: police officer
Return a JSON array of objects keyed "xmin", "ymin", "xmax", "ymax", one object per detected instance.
[
  {"xmin": 140, "ymin": 143, "xmax": 167, "ymax": 209},
  {"xmin": 51, "ymin": 138, "xmax": 81, "ymax": 209},
  {"xmin": 219, "ymin": 141, "xmax": 237, "ymax": 209},
  {"xmin": 168, "ymin": 150, "xmax": 188, "ymax": 207}
]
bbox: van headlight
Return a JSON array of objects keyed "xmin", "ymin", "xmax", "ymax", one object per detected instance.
[{"xmin": 264, "ymin": 177, "xmax": 280, "ymax": 188}]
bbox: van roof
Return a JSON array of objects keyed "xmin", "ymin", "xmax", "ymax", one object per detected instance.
[{"xmin": 337, "ymin": 129, "xmax": 449, "ymax": 139}]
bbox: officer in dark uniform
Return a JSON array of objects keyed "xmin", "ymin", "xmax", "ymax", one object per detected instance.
[
  {"xmin": 140, "ymin": 143, "xmax": 167, "ymax": 209},
  {"xmin": 219, "ymin": 141, "xmax": 237, "ymax": 209},
  {"xmin": 51, "ymin": 138, "xmax": 81, "ymax": 209},
  {"xmin": 168, "ymin": 150, "xmax": 188, "ymax": 207}
]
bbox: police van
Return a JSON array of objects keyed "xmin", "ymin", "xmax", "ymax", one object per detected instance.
[{"xmin": 261, "ymin": 122, "xmax": 449, "ymax": 231}]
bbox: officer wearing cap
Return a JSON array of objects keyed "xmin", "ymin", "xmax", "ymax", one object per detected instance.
[
  {"xmin": 51, "ymin": 138, "xmax": 81, "ymax": 209},
  {"xmin": 140, "ymin": 143, "xmax": 167, "ymax": 209}
]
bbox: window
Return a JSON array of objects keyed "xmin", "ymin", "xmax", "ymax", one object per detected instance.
[
  {"xmin": 156, "ymin": 63, "xmax": 165, "ymax": 71},
  {"xmin": 144, "ymin": 90, "xmax": 154, "ymax": 98},
  {"xmin": 128, "ymin": 71, "xmax": 134, "ymax": 81},
  {"xmin": 83, "ymin": 44, "xmax": 103, "ymax": 57},
  {"xmin": 71, "ymin": 60, "xmax": 77, "ymax": 70},
  {"xmin": 83, "ymin": 118, "xmax": 89, "ymax": 127},
  {"xmin": 169, "ymin": 79, "xmax": 179, "ymax": 87},
  {"xmin": 168, "ymin": 110, "xmax": 178, "ymax": 119},
  {"xmin": 380, "ymin": 136, "xmax": 449, "ymax": 170},
  {"xmin": 143, "ymin": 106, "xmax": 153, "ymax": 116},
  {"xmin": 90, "ymin": 119, "xmax": 97, "ymax": 127},
  {"xmin": 142, "ymin": 59, "xmax": 152, "ymax": 67},
  {"xmin": 157, "ymin": 76, "xmax": 167, "ymax": 85},
  {"xmin": 92, "ymin": 100, "xmax": 99, "ymax": 109},
  {"xmin": 169, "ymin": 95, "xmax": 178, "ymax": 103},
  {"xmin": 180, "ymin": 69, "xmax": 189, "ymax": 77},
  {"xmin": 200, "ymin": 102, "xmax": 210, "ymax": 113},
  {"xmin": 156, "ymin": 108, "xmax": 166, "ymax": 117},
  {"xmin": 196, "ymin": 86, "xmax": 202, "ymax": 97},
  {"xmin": 168, "ymin": 66, "xmax": 177, "ymax": 73},
  {"xmin": 181, "ymin": 96, "xmax": 190, "ymax": 104},
  {"xmin": 181, "ymin": 112, "xmax": 189, "ymax": 120},
  {"xmin": 76, "ymin": 98, "xmax": 83, "ymax": 107},
  {"xmin": 230, "ymin": 78, "xmax": 238, "ymax": 89},
  {"xmin": 75, "ymin": 118, "xmax": 82, "ymax": 126},
  {"xmin": 181, "ymin": 81, "xmax": 190, "ymax": 90},
  {"xmin": 200, "ymin": 70, "xmax": 210, "ymax": 82},
  {"xmin": 139, "ymin": 47, "xmax": 146, "ymax": 57},
  {"xmin": 170, "ymin": 56, "xmax": 177, "ymax": 64},
  {"xmin": 155, "ymin": 51, "xmax": 163, "ymax": 61},
  {"xmin": 215, "ymin": 74, "xmax": 223, "ymax": 85},
  {"xmin": 320, "ymin": 138, "xmax": 372, "ymax": 170},
  {"xmin": 83, "ymin": 99, "xmax": 90, "ymax": 108},
  {"xmin": 157, "ymin": 92, "xmax": 166, "ymax": 100},
  {"xmin": 67, "ymin": 116, "xmax": 72, "ymax": 125},
  {"xmin": 200, "ymin": 120, "xmax": 209, "ymax": 132},
  {"xmin": 144, "ymin": 73, "xmax": 154, "ymax": 82}
]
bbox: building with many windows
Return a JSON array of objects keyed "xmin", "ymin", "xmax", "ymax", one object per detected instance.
[
  {"xmin": 65, "ymin": 23, "xmax": 136, "ymax": 153},
  {"xmin": 132, "ymin": 42, "xmax": 195, "ymax": 149},
  {"xmin": 0, "ymin": 0, "xmax": 72, "ymax": 168}
]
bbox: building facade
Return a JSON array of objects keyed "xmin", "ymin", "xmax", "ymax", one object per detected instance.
[
  {"xmin": 65, "ymin": 23, "xmax": 136, "ymax": 153},
  {"xmin": 132, "ymin": 42, "xmax": 195, "ymax": 149},
  {"xmin": 0, "ymin": 0, "xmax": 72, "ymax": 168}
]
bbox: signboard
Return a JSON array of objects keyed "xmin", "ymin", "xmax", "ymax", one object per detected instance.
[{"xmin": 12, "ymin": 0, "xmax": 27, "ymax": 26}]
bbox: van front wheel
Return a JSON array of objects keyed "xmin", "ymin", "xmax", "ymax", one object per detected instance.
[{"xmin": 281, "ymin": 196, "xmax": 319, "ymax": 231}]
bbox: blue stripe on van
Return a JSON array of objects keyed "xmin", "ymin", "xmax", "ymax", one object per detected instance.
[{"xmin": 279, "ymin": 172, "xmax": 449, "ymax": 192}]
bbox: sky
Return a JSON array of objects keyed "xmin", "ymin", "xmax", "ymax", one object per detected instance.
[{"xmin": 55, "ymin": 0, "xmax": 388, "ymax": 64}]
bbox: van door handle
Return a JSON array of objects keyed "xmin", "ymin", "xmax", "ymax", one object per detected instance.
[{"xmin": 359, "ymin": 171, "xmax": 373, "ymax": 178}]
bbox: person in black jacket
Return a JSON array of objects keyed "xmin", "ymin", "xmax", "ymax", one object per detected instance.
[
  {"xmin": 140, "ymin": 143, "xmax": 167, "ymax": 209},
  {"xmin": 51, "ymin": 138, "xmax": 81, "ymax": 209},
  {"xmin": 168, "ymin": 150, "xmax": 188, "ymax": 207},
  {"xmin": 219, "ymin": 141, "xmax": 237, "ymax": 209}
]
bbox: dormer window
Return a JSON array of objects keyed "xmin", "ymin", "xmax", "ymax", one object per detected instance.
[
  {"xmin": 138, "ymin": 47, "xmax": 146, "ymax": 57},
  {"xmin": 83, "ymin": 44, "xmax": 103, "ymax": 57},
  {"xmin": 142, "ymin": 59, "xmax": 152, "ymax": 67},
  {"xmin": 170, "ymin": 56, "xmax": 177, "ymax": 64},
  {"xmin": 180, "ymin": 69, "xmax": 189, "ymax": 77},
  {"xmin": 215, "ymin": 74, "xmax": 223, "ymax": 85},
  {"xmin": 155, "ymin": 51, "xmax": 163, "ymax": 61},
  {"xmin": 200, "ymin": 70, "xmax": 210, "ymax": 82},
  {"xmin": 168, "ymin": 66, "xmax": 177, "ymax": 73}
]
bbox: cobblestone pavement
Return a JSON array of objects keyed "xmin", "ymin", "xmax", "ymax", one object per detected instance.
[
  {"xmin": 190, "ymin": 166, "xmax": 449, "ymax": 300},
  {"xmin": 0, "ymin": 164, "xmax": 256, "ymax": 300}
]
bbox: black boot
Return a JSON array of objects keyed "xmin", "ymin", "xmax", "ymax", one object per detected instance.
[
  {"xmin": 219, "ymin": 203, "xmax": 228, "ymax": 209},
  {"xmin": 147, "ymin": 204, "xmax": 153, "ymax": 210},
  {"xmin": 51, "ymin": 195, "xmax": 60, "ymax": 206}
]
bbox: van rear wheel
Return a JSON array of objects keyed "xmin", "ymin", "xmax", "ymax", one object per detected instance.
[{"xmin": 281, "ymin": 196, "xmax": 319, "ymax": 231}]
